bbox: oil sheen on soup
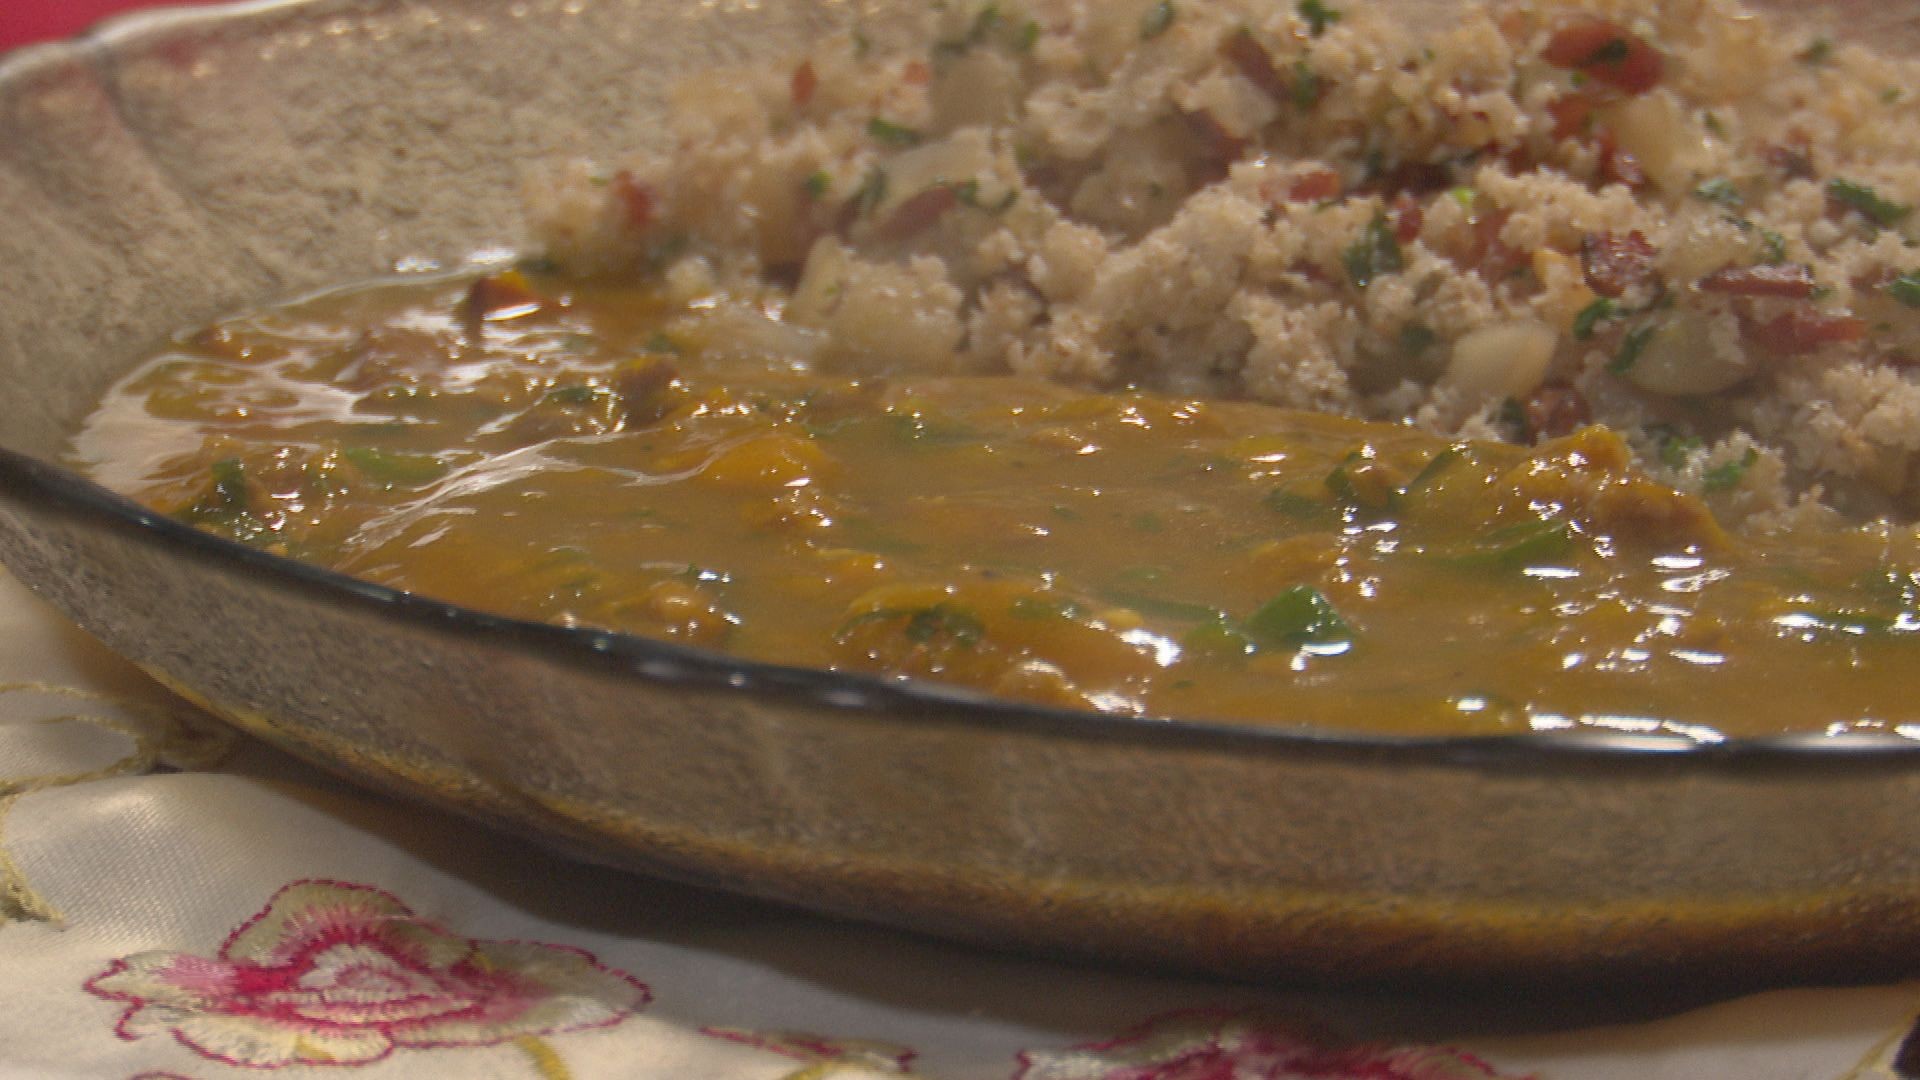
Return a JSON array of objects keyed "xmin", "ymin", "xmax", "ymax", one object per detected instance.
[{"xmin": 70, "ymin": 267, "xmax": 1920, "ymax": 738}]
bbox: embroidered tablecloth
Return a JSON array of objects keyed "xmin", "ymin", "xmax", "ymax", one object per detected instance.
[
  {"xmin": 3, "ymin": 1, "xmax": 1919, "ymax": 1072},
  {"xmin": 2, "ymin": 566, "xmax": 1917, "ymax": 1079}
]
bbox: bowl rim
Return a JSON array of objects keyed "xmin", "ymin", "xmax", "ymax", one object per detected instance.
[
  {"xmin": 9, "ymin": 447, "xmax": 1919, "ymax": 768},
  {"xmin": 4, "ymin": 0, "xmax": 1918, "ymax": 770}
]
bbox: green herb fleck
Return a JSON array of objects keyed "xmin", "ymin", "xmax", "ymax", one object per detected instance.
[
  {"xmin": 1657, "ymin": 432, "xmax": 1705, "ymax": 470},
  {"xmin": 803, "ymin": 171, "xmax": 832, "ymax": 199},
  {"xmin": 1798, "ymin": 37, "xmax": 1833, "ymax": 65},
  {"xmin": 1702, "ymin": 111, "xmax": 1726, "ymax": 138},
  {"xmin": 1456, "ymin": 518, "xmax": 1576, "ymax": 570},
  {"xmin": 1587, "ymin": 38, "xmax": 1630, "ymax": 66},
  {"xmin": 1610, "ymin": 322, "xmax": 1657, "ymax": 374},
  {"xmin": 1694, "ymin": 178, "xmax": 1744, "ymax": 208},
  {"xmin": 343, "ymin": 447, "xmax": 447, "ymax": 489},
  {"xmin": 1404, "ymin": 445, "xmax": 1467, "ymax": 493},
  {"xmin": 1140, "ymin": 0, "xmax": 1175, "ymax": 39},
  {"xmin": 904, "ymin": 605, "xmax": 986, "ymax": 646},
  {"xmin": 1342, "ymin": 212, "xmax": 1402, "ymax": 288},
  {"xmin": 1758, "ymin": 227, "xmax": 1788, "ymax": 264},
  {"xmin": 1291, "ymin": 60, "xmax": 1322, "ymax": 109},
  {"xmin": 867, "ymin": 117, "xmax": 924, "ymax": 146},
  {"xmin": 1296, "ymin": 0, "xmax": 1342, "ymax": 36},
  {"xmin": 1398, "ymin": 322, "xmax": 1438, "ymax": 355},
  {"xmin": 1703, "ymin": 447, "xmax": 1759, "ymax": 493},
  {"xmin": 1447, "ymin": 186, "xmax": 1477, "ymax": 210},
  {"xmin": 850, "ymin": 166, "xmax": 889, "ymax": 217},
  {"xmin": 1182, "ymin": 618, "xmax": 1256, "ymax": 660},
  {"xmin": 1887, "ymin": 271, "xmax": 1920, "ymax": 307},
  {"xmin": 1017, "ymin": 19, "xmax": 1040, "ymax": 51},
  {"xmin": 1572, "ymin": 298, "xmax": 1618, "ymax": 340},
  {"xmin": 1245, "ymin": 586, "xmax": 1354, "ymax": 649},
  {"xmin": 181, "ymin": 458, "xmax": 271, "ymax": 543},
  {"xmin": 1829, "ymin": 177, "xmax": 1912, "ymax": 228},
  {"xmin": 1883, "ymin": 87, "xmax": 1903, "ymax": 105}
]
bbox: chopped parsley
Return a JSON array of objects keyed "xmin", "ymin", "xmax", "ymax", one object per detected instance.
[
  {"xmin": 1693, "ymin": 178, "xmax": 1744, "ymax": 208},
  {"xmin": 1140, "ymin": 0, "xmax": 1175, "ymax": 39},
  {"xmin": 1398, "ymin": 322, "xmax": 1438, "ymax": 355},
  {"xmin": 1656, "ymin": 432, "xmax": 1705, "ymax": 470},
  {"xmin": 904, "ymin": 604, "xmax": 986, "ymax": 646},
  {"xmin": 1572, "ymin": 298, "xmax": 1618, "ymax": 340},
  {"xmin": 1342, "ymin": 212, "xmax": 1402, "ymax": 288},
  {"xmin": 1586, "ymin": 37, "xmax": 1631, "ymax": 66},
  {"xmin": 1610, "ymin": 322, "xmax": 1657, "ymax": 374},
  {"xmin": 803, "ymin": 171, "xmax": 831, "ymax": 199},
  {"xmin": 1798, "ymin": 37, "xmax": 1834, "ymax": 65},
  {"xmin": 850, "ymin": 167, "xmax": 889, "ymax": 217},
  {"xmin": 1887, "ymin": 271, "xmax": 1920, "ymax": 308},
  {"xmin": 1291, "ymin": 60, "xmax": 1322, "ymax": 109},
  {"xmin": 1757, "ymin": 226, "xmax": 1788, "ymax": 264},
  {"xmin": 867, "ymin": 117, "xmax": 924, "ymax": 146},
  {"xmin": 1244, "ymin": 586, "xmax": 1353, "ymax": 649},
  {"xmin": 1296, "ymin": 0, "xmax": 1342, "ymax": 37},
  {"xmin": 1703, "ymin": 448, "xmax": 1759, "ymax": 493},
  {"xmin": 1829, "ymin": 177, "xmax": 1912, "ymax": 228}
]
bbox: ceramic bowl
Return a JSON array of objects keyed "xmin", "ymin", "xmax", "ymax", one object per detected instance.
[{"xmin": 3, "ymin": 0, "xmax": 1918, "ymax": 985}]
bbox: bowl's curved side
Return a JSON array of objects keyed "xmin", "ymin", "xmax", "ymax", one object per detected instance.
[
  {"xmin": 4, "ymin": 461, "xmax": 1919, "ymax": 985},
  {"xmin": 4, "ymin": 0, "xmax": 1920, "ymax": 985}
]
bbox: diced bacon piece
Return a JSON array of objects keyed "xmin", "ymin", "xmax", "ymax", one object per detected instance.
[
  {"xmin": 903, "ymin": 59, "xmax": 932, "ymax": 86},
  {"xmin": 1698, "ymin": 264, "xmax": 1818, "ymax": 299},
  {"xmin": 876, "ymin": 185, "xmax": 959, "ymax": 241},
  {"xmin": 1548, "ymin": 93, "xmax": 1597, "ymax": 140},
  {"xmin": 1390, "ymin": 192, "xmax": 1424, "ymax": 244},
  {"xmin": 1181, "ymin": 110, "xmax": 1248, "ymax": 182},
  {"xmin": 1765, "ymin": 139, "xmax": 1816, "ymax": 180},
  {"xmin": 1543, "ymin": 18, "xmax": 1664, "ymax": 95},
  {"xmin": 1221, "ymin": 30, "xmax": 1287, "ymax": 99},
  {"xmin": 1750, "ymin": 308, "xmax": 1868, "ymax": 354},
  {"xmin": 1581, "ymin": 231, "xmax": 1657, "ymax": 298},
  {"xmin": 1468, "ymin": 209, "xmax": 1526, "ymax": 281},
  {"xmin": 1286, "ymin": 168, "xmax": 1343, "ymax": 203},
  {"xmin": 610, "ymin": 171, "xmax": 656, "ymax": 233},
  {"xmin": 1521, "ymin": 382, "xmax": 1592, "ymax": 441},
  {"xmin": 791, "ymin": 61, "xmax": 818, "ymax": 107}
]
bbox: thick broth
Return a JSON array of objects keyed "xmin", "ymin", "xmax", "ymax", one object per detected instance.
[{"xmin": 71, "ymin": 269, "xmax": 1920, "ymax": 738}]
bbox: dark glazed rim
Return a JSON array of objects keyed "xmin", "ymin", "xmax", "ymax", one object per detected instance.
[
  {"xmin": 2, "ymin": 0, "xmax": 1916, "ymax": 772},
  {"xmin": 7, "ymin": 447, "xmax": 1920, "ymax": 770}
]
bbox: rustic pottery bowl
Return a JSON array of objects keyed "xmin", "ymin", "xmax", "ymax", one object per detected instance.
[{"xmin": 3, "ymin": 0, "xmax": 1918, "ymax": 986}]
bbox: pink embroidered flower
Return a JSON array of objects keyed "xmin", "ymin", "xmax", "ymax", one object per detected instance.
[
  {"xmin": 1015, "ymin": 1009, "xmax": 1531, "ymax": 1080},
  {"xmin": 86, "ymin": 879, "xmax": 650, "ymax": 1068}
]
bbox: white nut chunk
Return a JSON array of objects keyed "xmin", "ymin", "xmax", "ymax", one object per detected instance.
[
  {"xmin": 1620, "ymin": 309, "xmax": 1748, "ymax": 396},
  {"xmin": 1441, "ymin": 320, "xmax": 1558, "ymax": 403}
]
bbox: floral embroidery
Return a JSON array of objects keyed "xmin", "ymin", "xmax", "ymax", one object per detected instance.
[
  {"xmin": 1014, "ymin": 1009, "xmax": 1531, "ymax": 1080},
  {"xmin": 86, "ymin": 879, "xmax": 649, "ymax": 1068}
]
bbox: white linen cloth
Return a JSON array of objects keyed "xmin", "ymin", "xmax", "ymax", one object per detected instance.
[{"xmin": 0, "ymin": 565, "xmax": 1914, "ymax": 1080}]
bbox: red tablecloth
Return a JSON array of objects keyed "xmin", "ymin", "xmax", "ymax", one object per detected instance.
[{"xmin": 1, "ymin": 1, "xmax": 220, "ymax": 52}]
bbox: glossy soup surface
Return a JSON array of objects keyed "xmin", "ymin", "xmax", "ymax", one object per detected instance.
[{"xmin": 71, "ymin": 269, "xmax": 1920, "ymax": 738}]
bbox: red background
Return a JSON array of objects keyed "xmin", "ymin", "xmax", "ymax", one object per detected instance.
[{"xmin": 2, "ymin": 1, "xmax": 222, "ymax": 52}]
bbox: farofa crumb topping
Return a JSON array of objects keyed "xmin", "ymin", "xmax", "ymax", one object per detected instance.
[{"xmin": 528, "ymin": 0, "xmax": 1920, "ymax": 526}]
